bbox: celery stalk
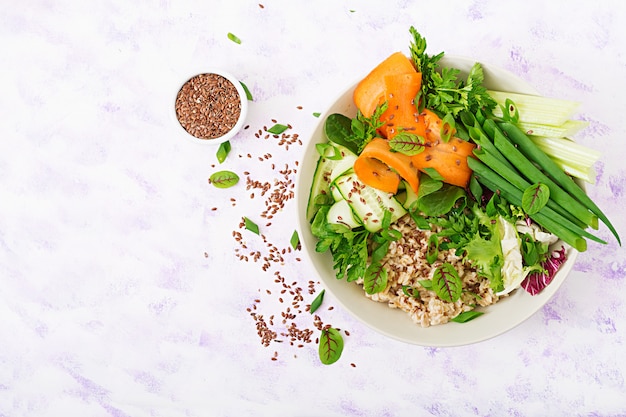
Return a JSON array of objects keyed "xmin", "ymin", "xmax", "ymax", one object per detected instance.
[
  {"xmin": 517, "ymin": 119, "xmax": 588, "ymax": 138},
  {"xmin": 488, "ymin": 90, "xmax": 581, "ymax": 126},
  {"xmin": 530, "ymin": 136, "xmax": 600, "ymax": 183}
]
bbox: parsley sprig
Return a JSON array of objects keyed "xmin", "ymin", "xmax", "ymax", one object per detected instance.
[{"xmin": 408, "ymin": 26, "xmax": 496, "ymax": 117}]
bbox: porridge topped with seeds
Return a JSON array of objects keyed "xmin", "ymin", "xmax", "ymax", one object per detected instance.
[{"xmin": 357, "ymin": 215, "xmax": 500, "ymax": 327}]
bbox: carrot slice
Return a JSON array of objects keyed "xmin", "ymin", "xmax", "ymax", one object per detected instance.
[
  {"xmin": 354, "ymin": 138, "xmax": 420, "ymax": 194},
  {"xmin": 353, "ymin": 157, "xmax": 401, "ymax": 194},
  {"xmin": 379, "ymin": 72, "xmax": 426, "ymax": 139},
  {"xmin": 411, "ymin": 110, "xmax": 475, "ymax": 188},
  {"xmin": 353, "ymin": 52, "xmax": 417, "ymax": 118}
]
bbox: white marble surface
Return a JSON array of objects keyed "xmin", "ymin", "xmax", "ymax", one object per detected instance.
[{"xmin": 2, "ymin": 1, "xmax": 626, "ymax": 416}]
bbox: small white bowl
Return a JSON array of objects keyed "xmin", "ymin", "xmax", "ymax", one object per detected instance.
[
  {"xmin": 295, "ymin": 55, "xmax": 579, "ymax": 347},
  {"xmin": 173, "ymin": 69, "xmax": 248, "ymax": 146}
]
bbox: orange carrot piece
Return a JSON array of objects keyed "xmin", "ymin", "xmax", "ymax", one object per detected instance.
[
  {"xmin": 353, "ymin": 52, "xmax": 417, "ymax": 118},
  {"xmin": 410, "ymin": 110, "xmax": 475, "ymax": 188},
  {"xmin": 353, "ymin": 157, "xmax": 401, "ymax": 194},
  {"xmin": 379, "ymin": 72, "xmax": 426, "ymax": 139},
  {"xmin": 411, "ymin": 137, "xmax": 476, "ymax": 188},
  {"xmin": 354, "ymin": 138, "xmax": 420, "ymax": 194}
]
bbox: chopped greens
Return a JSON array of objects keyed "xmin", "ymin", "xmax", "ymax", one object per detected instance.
[
  {"xmin": 216, "ymin": 141, "xmax": 231, "ymax": 164},
  {"xmin": 227, "ymin": 32, "xmax": 241, "ymax": 44},
  {"xmin": 268, "ymin": 123, "xmax": 289, "ymax": 135},
  {"xmin": 309, "ymin": 289, "xmax": 325, "ymax": 314},
  {"xmin": 244, "ymin": 217, "xmax": 259, "ymax": 235}
]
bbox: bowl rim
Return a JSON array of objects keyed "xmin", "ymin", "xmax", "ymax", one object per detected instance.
[
  {"xmin": 172, "ymin": 69, "xmax": 249, "ymax": 146},
  {"xmin": 295, "ymin": 54, "xmax": 580, "ymax": 347}
]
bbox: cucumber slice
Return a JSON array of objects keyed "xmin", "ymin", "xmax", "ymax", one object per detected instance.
[
  {"xmin": 306, "ymin": 144, "xmax": 358, "ymax": 222},
  {"xmin": 333, "ymin": 172, "xmax": 407, "ymax": 233},
  {"xmin": 327, "ymin": 199, "xmax": 362, "ymax": 229}
]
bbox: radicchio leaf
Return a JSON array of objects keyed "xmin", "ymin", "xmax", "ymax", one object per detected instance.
[{"xmin": 521, "ymin": 246, "xmax": 567, "ymax": 296}]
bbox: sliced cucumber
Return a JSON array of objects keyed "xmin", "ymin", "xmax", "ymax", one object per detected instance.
[
  {"xmin": 306, "ymin": 143, "xmax": 358, "ymax": 222},
  {"xmin": 327, "ymin": 199, "xmax": 362, "ymax": 229},
  {"xmin": 333, "ymin": 172, "xmax": 407, "ymax": 233}
]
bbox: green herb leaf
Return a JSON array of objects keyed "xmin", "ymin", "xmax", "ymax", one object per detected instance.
[
  {"xmin": 209, "ymin": 170, "xmax": 239, "ymax": 188},
  {"xmin": 419, "ymin": 279, "xmax": 433, "ymax": 290},
  {"xmin": 388, "ymin": 132, "xmax": 426, "ymax": 156},
  {"xmin": 268, "ymin": 123, "xmax": 289, "ymax": 135},
  {"xmin": 402, "ymin": 285, "xmax": 420, "ymax": 299},
  {"xmin": 422, "ymin": 167, "xmax": 445, "ymax": 182},
  {"xmin": 290, "ymin": 230, "xmax": 300, "ymax": 250},
  {"xmin": 319, "ymin": 328, "xmax": 344, "ymax": 365},
  {"xmin": 451, "ymin": 310, "xmax": 484, "ymax": 323},
  {"xmin": 522, "ymin": 182, "xmax": 550, "ymax": 215},
  {"xmin": 216, "ymin": 141, "xmax": 231, "ymax": 164},
  {"xmin": 227, "ymin": 32, "xmax": 241, "ymax": 44},
  {"xmin": 240, "ymin": 81, "xmax": 253, "ymax": 101},
  {"xmin": 363, "ymin": 261, "xmax": 388, "ymax": 294},
  {"xmin": 309, "ymin": 289, "xmax": 325, "ymax": 314},
  {"xmin": 315, "ymin": 143, "xmax": 343, "ymax": 160},
  {"xmin": 313, "ymin": 112, "xmax": 321, "ymax": 118},
  {"xmin": 432, "ymin": 262, "xmax": 463, "ymax": 302},
  {"xmin": 244, "ymin": 217, "xmax": 259, "ymax": 235},
  {"xmin": 324, "ymin": 113, "xmax": 359, "ymax": 154}
]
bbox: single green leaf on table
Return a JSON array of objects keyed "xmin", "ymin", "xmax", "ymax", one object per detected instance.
[
  {"xmin": 227, "ymin": 32, "xmax": 241, "ymax": 44},
  {"xmin": 209, "ymin": 170, "xmax": 239, "ymax": 188},
  {"xmin": 240, "ymin": 81, "xmax": 253, "ymax": 101},
  {"xmin": 309, "ymin": 289, "xmax": 325, "ymax": 314},
  {"xmin": 522, "ymin": 182, "xmax": 550, "ymax": 215},
  {"xmin": 432, "ymin": 262, "xmax": 463, "ymax": 302},
  {"xmin": 313, "ymin": 112, "xmax": 321, "ymax": 118},
  {"xmin": 268, "ymin": 123, "xmax": 289, "ymax": 135},
  {"xmin": 290, "ymin": 230, "xmax": 300, "ymax": 250},
  {"xmin": 216, "ymin": 141, "xmax": 231, "ymax": 164},
  {"xmin": 451, "ymin": 310, "xmax": 484, "ymax": 323},
  {"xmin": 389, "ymin": 132, "xmax": 425, "ymax": 156},
  {"xmin": 244, "ymin": 217, "xmax": 260, "ymax": 235},
  {"xmin": 363, "ymin": 261, "xmax": 388, "ymax": 294},
  {"xmin": 319, "ymin": 328, "xmax": 344, "ymax": 365}
]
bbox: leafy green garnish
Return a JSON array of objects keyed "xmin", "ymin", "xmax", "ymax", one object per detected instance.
[
  {"xmin": 227, "ymin": 32, "xmax": 241, "ymax": 44},
  {"xmin": 389, "ymin": 132, "xmax": 425, "ymax": 156},
  {"xmin": 319, "ymin": 328, "xmax": 344, "ymax": 365},
  {"xmin": 244, "ymin": 217, "xmax": 259, "ymax": 235},
  {"xmin": 216, "ymin": 140, "xmax": 231, "ymax": 164},
  {"xmin": 522, "ymin": 182, "xmax": 550, "ymax": 215},
  {"xmin": 408, "ymin": 26, "xmax": 496, "ymax": 117},
  {"xmin": 209, "ymin": 170, "xmax": 239, "ymax": 188},
  {"xmin": 268, "ymin": 123, "xmax": 289, "ymax": 134},
  {"xmin": 309, "ymin": 289, "xmax": 325, "ymax": 314},
  {"xmin": 313, "ymin": 112, "xmax": 321, "ymax": 118},
  {"xmin": 432, "ymin": 262, "xmax": 463, "ymax": 302},
  {"xmin": 363, "ymin": 261, "xmax": 388, "ymax": 295},
  {"xmin": 240, "ymin": 81, "xmax": 253, "ymax": 101},
  {"xmin": 290, "ymin": 230, "xmax": 300, "ymax": 250},
  {"xmin": 451, "ymin": 310, "xmax": 484, "ymax": 323}
]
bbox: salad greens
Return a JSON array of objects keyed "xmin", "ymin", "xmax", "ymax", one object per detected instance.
[{"xmin": 308, "ymin": 27, "xmax": 618, "ymax": 326}]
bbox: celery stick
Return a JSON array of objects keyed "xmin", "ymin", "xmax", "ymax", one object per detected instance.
[
  {"xmin": 551, "ymin": 156, "xmax": 597, "ymax": 184},
  {"xmin": 530, "ymin": 136, "xmax": 601, "ymax": 167},
  {"xmin": 517, "ymin": 119, "xmax": 588, "ymax": 138},
  {"xmin": 488, "ymin": 90, "xmax": 581, "ymax": 126}
]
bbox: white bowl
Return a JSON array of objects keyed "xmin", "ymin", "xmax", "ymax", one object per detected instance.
[
  {"xmin": 173, "ymin": 69, "xmax": 248, "ymax": 146},
  {"xmin": 295, "ymin": 55, "xmax": 578, "ymax": 347}
]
